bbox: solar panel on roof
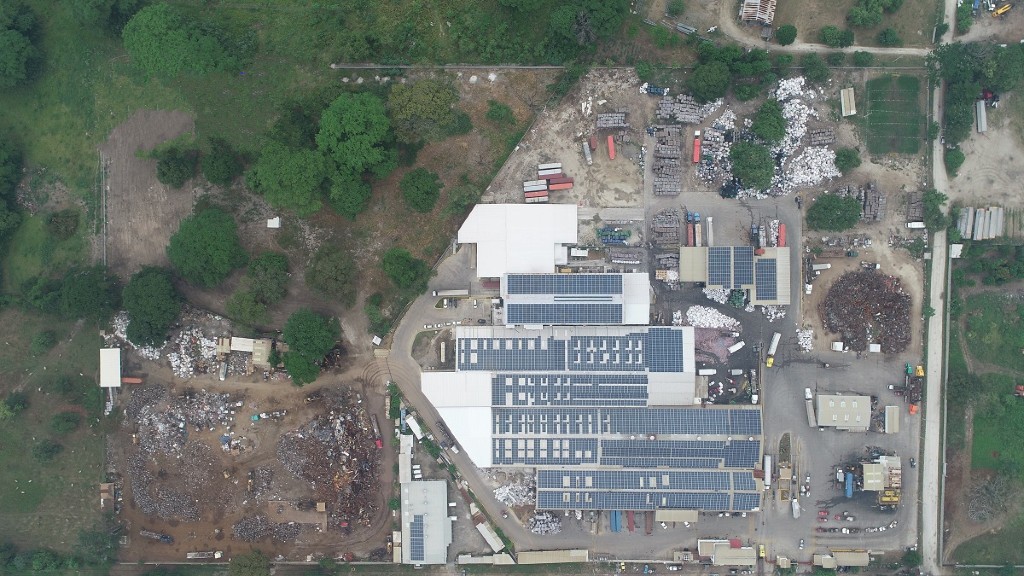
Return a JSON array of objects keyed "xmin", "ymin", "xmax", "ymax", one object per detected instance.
[
  {"xmin": 506, "ymin": 274, "xmax": 623, "ymax": 295},
  {"xmin": 733, "ymin": 247, "xmax": 754, "ymax": 288},
  {"xmin": 732, "ymin": 492, "xmax": 762, "ymax": 511},
  {"xmin": 506, "ymin": 303, "xmax": 623, "ymax": 325},
  {"xmin": 409, "ymin": 515, "xmax": 425, "ymax": 561},
  {"xmin": 491, "ymin": 373, "xmax": 649, "ymax": 407},
  {"xmin": 536, "ymin": 490, "xmax": 731, "ymax": 511},
  {"xmin": 646, "ymin": 328, "xmax": 685, "ymax": 372},
  {"xmin": 708, "ymin": 247, "xmax": 732, "ymax": 287},
  {"xmin": 755, "ymin": 259, "xmax": 778, "ymax": 301}
]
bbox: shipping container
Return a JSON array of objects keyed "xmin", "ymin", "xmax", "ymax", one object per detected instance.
[
  {"xmin": 589, "ymin": 135, "xmax": 598, "ymax": 151},
  {"xmin": 523, "ymin": 184, "xmax": 548, "ymax": 192},
  {"xmin": 523, "ymin": 179, "xmax": 546, "ymax": 187},
  {"xmin": 697, "ymin": 368, "xmax": 717, "ymax": 376},
  {"xmin": 548, "ymin": 176, "xmax": 574, "ymax": 185},
  {"xmin": 549, "ymin": 182, "xmax": 574, "ymax": 191},
  {"xmin": 764, "ymin": 455, "xmax": 772, "ymax": 489},
  {"xmin": 524, "ymin": 196, "xmax": 549, "ymax": 203},
  {"xmin": 778, "ymin": 223, "xmax": 787, "ymax": 247},
  {"xmin": 607, "ymin": 135, "xmax": 616, "ymax": 160},
  {"xmin": 524, "ymin": 191, "xmax": 549, "ymax": 198},
  {"xmin": 692, "ymin": 130, "xmax": 702, "ymax": 163},
  {"xmin": 538, "ymin": 168, "xmax": 563, "ymax": 176},
  {"xmin": 540, "ymin": 172, "xmax": 566, "ymax": 180},
  {"xmin": 432, "ymin": 289, "xmax": 469, "ymax": 297},
  {"xmin": 727, "ymin": 341, "xmax": 745, "ymax": 353},
  {"xmin": 906, "ymin": 221, "xmax": 927, "ymax": 229},
  {"xmin": 538, "ymin": 163, "xmax": 562, "ymax": 171}
]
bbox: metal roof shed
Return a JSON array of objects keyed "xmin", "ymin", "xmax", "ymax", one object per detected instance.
[
  {"xmin": 400, "ymin": 481, "xmax": 453, "ymax": 564},
  {"xmin": 840, "ymin": 88, "xmax": 857, "ymax": 117},
  {"xmin": 976, "ymin": 100, "xmax": 988, "ymax": 133},
  {"xmin": 100, "ymin": 348, "xmax": 121, "ymax": 388}
]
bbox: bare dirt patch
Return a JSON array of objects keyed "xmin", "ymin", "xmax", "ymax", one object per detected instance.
[{"xmin": 99, "ymin": 110, "xmax": 196, "ymax": 279}]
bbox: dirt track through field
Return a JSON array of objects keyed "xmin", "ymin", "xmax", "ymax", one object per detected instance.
[{"xmin": 99, "ymin": 110, "xmax": 196, "ymax": 279}]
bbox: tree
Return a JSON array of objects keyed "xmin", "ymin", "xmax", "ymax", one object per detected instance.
[
  {"xmin": 878, "ymin": 27, "xmax": 902, "ymax": 47},
  {"xmin": 0, "ymin": 136, "xmax": 22, "ymax": 198},
  {"xmin": 202, "ymin": 137, "xmax": 243, "ymax": 187},
  {"xmin": 853, "ymin": 51, "xmax": 875, "ymax": 66},
  {"xmin": 0, "ymin": 1, "xmax": 38, "ymax": 88},
  {"xmin": 246, "ymin": 252, "xmax": 289, "ymax": 304},
  {"xmin": 167, "ymin": 207, "xmax": 248, "ymax": 287},
  {"xmin": 751, "ymin": 99, "xmax": 786, "ymax": 143},
  {"xmin": 688, "ymin": 61, "xmax": 731, "ymax": 103},
  {"xmin": 154, "ymin": 144, "xmax": 198, "ymax": 188},
  {"xmin": 226, "ymin": 291, "xmax": 268, "ymax": 327},
  {"xmin": 246, "ymin": 141, "xmax": 326, "ymax": 217},
  {"xmin": 51, "ymin": 411, "xmax": 81, "ymax": 435},
  {"xmin": 485, "ymin": 100, "xmax": 517, "ymax": 127},
  {"xmin": 229, "ymin": 551, "xmax": 270, "ymax": 576},
  {"xmin": 839, "ymin": 28, "xmax": 855, "ymax": 47},
  {"xmin": 923, "ymin": 189, "xmax": 950, "ymax": 230},
  {"xmin": 819, "ymin": 26, "xmax": 842, "ymax": 47},
  {"xmin": 729, "ymin": 142, "xmax": 774, "ymax": 190},
  {"xmin": 400, "ymin": 168, "xmax": 442, "ymax": 213},
  {"xmin": 282, "ymin": 309, "xmax": 340, "ymax": 386},
  {"xmin": 667, "ymin": 0, "xmax": 685, "ymax": 16},
  {"xmin": 305, "ymin": 245, "xmax": 357, "ymax": 305},
  {"xmin": 806, "ymin": 193, "xmax": 862, "ymax": 231},
  {"xmin": 71, "ymin": 0, "xmax": 144, "ymax": 32},
  {"xmin": 847, "ymin": 5, "xmax": 883, "ymax": 26},
  {"xmin": 122, "ymin": 3, "xmax": 250, "ymax": 76},
  {"xmin": 944, "ymin": 146, "xmax": 965, "ymax": 176},
  {"xmin": 774, "ymin": 53, "xmax": 794, "ymax": 76},
  {"xmin": 387, "ymin": 79, "xmax": 460, "ymax": 143},
  {"xmin": 122, "ymin": 267, "xmax": 181, "ymax": 346},
  {"xmin": 60, "ymin": 266, "xmax": 120, "ymax": 321},
  {"xmin": 834, "ymin": 147, "xmax": 861, "ymax": 174},
  {"xmin": 776, "ymin": 24, "xmax": 797, "ymax": 45},
  {"xmin": 381, "ymin": 248, "xmax": 431, "ymax": 293},
  {"xmin": 3, "ymin": 391, "xmax": 29, "ymax": 415},
  {"xmin": 801, "ymin": 53, "xmax": 831, "ymax": 83}
]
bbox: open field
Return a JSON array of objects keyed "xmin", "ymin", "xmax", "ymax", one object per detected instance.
[
  {"xmin": 772, "ymin": 0, "xmax": 941, "ymax": 47},
  {"xmin": 863, "ymin": 75, "xmax": 924, "ymax": 155},
  {"xmin": 961, "ymin": 291, "xmax": 1024, "ymax": 373},
  {"xmin": 0, "ymin": 310, "xmax": 105, "ymax": 552},
  {"xmin": 947, "ymin": 90, "xmax": 1024, "ymax": 211}
]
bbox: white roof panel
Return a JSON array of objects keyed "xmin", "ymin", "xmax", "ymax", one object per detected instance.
[
  {"xmin": 458, "ymin": 204, "xmax": 577, "ymax": 278},
  {"xmin": 100, "ymin": 348, "xmax": 121, "ymax": 388}
]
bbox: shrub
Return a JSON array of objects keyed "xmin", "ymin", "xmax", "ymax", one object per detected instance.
[
  {"xmin": 835, "ymin": 147, "xmax": 861, "ymax": 174},
  {"xmin": 806, "ymin": 193, "xmax": 862, "ymax": 231},
  {"xmin": 775, "ymin": 24, "xmax": 797, "ymax": 46},
  {"xmin": 853, "ymin": 51, "xmax": 875, "ymax": 66},
  {"xmin": 751, "ymin": 100, "xmax": 786, "ymax": 143},
  {"xmin": 729, "ymin": 142, "xmax": 774, "ymax": 190},
  {"xmin": 802, "ymin": 53, "xmax": 831, "ymax": 83},
  {"xmin": 400, "ymin": 168, "xmax": 443, "ymax": 213},
  {"xmin": 30, "ymin": 330, "xmax": 57, "ymax": 356},
  {"xmin": 46, "ymin": 209, "xmax": 80, "ymax": 240},
  {"xmin": 32, "ymin": 440, "xmax": 63, "ymax": 462},
  {"xmin": 3, "ymin": 391, "xmax": 29, "ymax": 415},
  {"xmin": 827, "ymin": 52, "xmax": 846, "ymax": 66},
  {"xmin": 819, "ymin": 26, "xmax": 842, "ymax": 47},
  {"xmin": 878, "ymin": 28, "xmax": 902, "ymax": 47},
  {"xmin": 51, "ymin": 411, "xmax": 82, "ymax": 435},
  {"xmin": 635, "ymin": 61, "xmax": 653, "ymax": 82},
  {"xmin": 667, "ymin": 0, "xmax": 685, "ymax": 16},
  {"xmin": 485, "ymin": 100, "xmax": 517, "ymax": 127},
  {"xmin": 153, "ymin": 145, "xmax": 198, "ymax": 188},
  {"xmin": 944, "ymin": 147, "xmax": 965, "ymax": 176},
  {"xmin": 201, "ymin": 137, "xmax": 242, "ymax": 187}
]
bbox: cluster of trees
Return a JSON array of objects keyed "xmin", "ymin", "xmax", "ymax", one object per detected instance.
[
  {"xmin": 281, "ymin": 309, "xmax": 340, "ymax": 385},
  {"xmin": 122, "ymin": 2, "xmax": 254, "ymax": 76},
  {"xmin": 933, "ymin": 42, "xmax": 1024, "ymax": 144},
  {"xmin": 847, "ymin": 0, "xmax": 904, "ymax": 27},
  {"xmin": 0, "ymin": 138, "xmax": 24, "ymax": 240},
  {"xmin": 688, "ymin": 42, "xmax": 774, "ymax": 102},
  {"xmin": 819, "ymin": 26, "xmax": 854, "ymax": 48},
  {"xmin": 0, "ymin": 521, "xmax": 120, "ymax": 572},
  {"xmin": 806, "ymin": 193, "xmax": 862, "ymax": 231},
  {"xmin": 0, "ymin": 1, "xmax": 40, "ymax": 88},
  {"xmin": 166, "ymin": 207, "xmax": 248, "ymax": 287},
  {"xmin": 147, "ymin": 136, "xmax": 243, "ymax": 189},
  {"xmin": 226, "ymin": 252, "xmax": 290, "ymax": 328},
  {"xmin": 729, "ymin": 142, "xmax": 775, "ymax": 190},
  {"xmin": 834, "ymin": 148, "xmax": 861, "ymax": 174},
  {"xmin": 751, "ymin": 100, "xmax": 786, "ymax": 143}
]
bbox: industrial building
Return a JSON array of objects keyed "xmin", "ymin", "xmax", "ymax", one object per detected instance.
[
  {"xmin": 458, "ymin": 204, "xmax": 578, "ymax": 278},
  {"xmin": 398, "ymin": 480, "xmax": 453, "ymax": 565},
  {"xmin": 679, "ymin": 246, "xmax": 792, "ymax": 305},
  {"xmin": 815, "ymin": 394, "xmax": 872, "ymax": 432},
  {"xmin": 500, "ymin": 273, "xmax": 651, "ymax": 326},
  {"xmin": 697, "ymin": 539, "xmax": 759, "ymax": 566}
]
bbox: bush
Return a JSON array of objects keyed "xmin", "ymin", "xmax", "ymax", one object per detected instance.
[
  {"xmin": 944, "ymin": 146, "xmax": 965, "ymax": 176},
  {"xmin": 923, "ymin": 189, "xmax": 950, "ymax": 230},
  {"xmin": 122, "ymin": 267, "xmax": 180, "ymax": 346},
  {"xmin": 51, "ymin": 411, "xmax": 82, "ymax": 435},
  {"xmin": 201, "ymin": 137, "xmax": 243, "ymax": 187},
  {"xmin": 155, "ymin": 145, "xmax": 198, "ymax": 188},
  {"xmin": 802, "ymin": 53, "xmax": 830, "ymax": 84},
  {"xmin": 226, "ymin": 290, "xmax": 268, "ymax": 327},
  {"xmin": 166, "ymin": 207, "xmax": 248, "ymax": 287},
  {"xmin": 400, "ymin": 168, "xmax": 443, "ymax": 213},
  {"xmin": 246, "ymin": 252, "xmax": 289, "ymax": 305},
  {"xmin": 853, "ymin": 51, "xmax": 875, "ymax": 66},
  {"xmin": 751, "ymin": 99, "xmax": 786, "ymax": 143},
  {"xmin": 806, "ymin": 192, "xmax": 862, "ymax": 231},
  {"xmin": 819, "ymin": 26, "xmax": 842, "ymax": 47},
  {"xmin": 902, "ymin": 549, "xmax": 922, "ymax": 567},
  {"xmin": 3, "ymin": 391, "xmax": 29, "ymax": 415},
  {"xmin": 30, "ymin": 330, "xmax": 57, "ymax": 356},
  {"xmin": 382, "ymin": 248, "xmax": 431, "ymax": 293},
  {"xmin": 667, "ymin": 0, "xmax": 685, "ymax": 16},
  {"xmin": 878, "ymin": 28, "xmax": 902, "ymax": 46},
  {"xmin": 776, "ymin": 24, "xmax": 797, "ymax": 46},
  {"xmin": 46, "ymin": 209, "xmax": 80, "ymax": 240},
  {"xmin": 774, "ymin": 54, "xmax": 794, "ymax": 76},
  {"xmin": 835, "ymin": 147, "xmax": 861, "ymax": 174},
  {"xmin": 60, "ymin": 265, "xmax": 121, "ymax": 322},
  {"xmin": 123, "ymin": 3, "xmax": 252, "ymax": 76},
  {"xmin": 955, "ymin": 3, "xmax": 972, "ymax": 33},
  {"xmin": 634, "ymin": 61, "xmax": 653, "ymax": 82},
  {"xmin": 387, "ymin": 78, "xmax": 461, "ymax": 143},
  {"xmin": 32, "ymin": 440, "xmax": 63, "ymax": 462},
  {"xmin": 688, "ymin": 61, "xmax": 731, "ymax": 103},
  {"xmin": 305, "ymin": 245, "xmax": 357, "ymax": 305},
  {"xmin": 827, "ymin": 52, "xmax": 846, "ymax": 66},
  {"xmin": 485, "ymin": 100, "xmax": 517, "ymax": 127}
]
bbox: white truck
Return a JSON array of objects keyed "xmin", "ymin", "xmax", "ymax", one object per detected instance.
[{"xmin": 766, "ymin": 332, "xmax": 782, "ymax": 367}]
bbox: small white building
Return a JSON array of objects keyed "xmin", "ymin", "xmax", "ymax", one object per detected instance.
[
  {"xmin": 99, "ymin": 348, "xmax": 121, "ymax": 388},
  {"xmin": 457, "ymin": 204, "xmax": 578, "ymax": 278},
  {"xmin": 400, "ymin": 481, "xmax": 453, "ymax": 565}
]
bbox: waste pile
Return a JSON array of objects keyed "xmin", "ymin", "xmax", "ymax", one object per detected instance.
[
  {"xmin": 780, "ymin": 146, "xmax": 840, "ymax": 192},
  {"xmin": 494, "ymin": 478, "xmax": 536, "ymax": 506},
  {"xmin": 835, "ymin": 182, "xmax": 886, "ymax": 221},
  {"xmin": 686, "ymin": 305, "xmax": 740, "ymax": 330},
  {"xmin": 607, "ymin": 248, "xmax": 643, "ymax": 265},
  {"xmin": 796, "ymin": 329, "xmax": 814, "ymax": 351},
  {"xmin": 654, "ymin": 253, "xmax": 680, "ymax": 289},
  {"xmin": 111, "ymin": 312, "xmax": 162, "ymax": 360},
  {"xmin": 651, "ymin": 125, "xmax": 683, "ymax": 196},
  {"xmin": 655, "ymin": 95, "xmax": 721, "ymax": 124},
  {"xmin": 527, "ymin": 512, "xmax": 562, "ymax": 535},
  {"xmin": 693, "ymin": 328, "xmax": 734, "ymax": 364},
  {"xmin": 703, "ymin": 286, "xmax": 730, "ymax": 304},
  {"xmin": 762, "ymin": 305, "xmax": 787, "ymax": 322},
  {"xmin": 248, "ymin": 467, "xmax": 274, "ymax": 501},
  {"xmin": 276, "ymin": 387, "xmax": 380, "ymax": 531},
  {"xmin": 596, "ymin": 112, "xmax": 628, "ymax": 129},
  {"xmin": 126, "ymin": 452, "xmax": 200, "ymax": 521},
  {"xmin": 233, "ymin": 515, "xmax": 273, "ymax": 542},
  {"xmin": 650, "ymin": 209, "xmax": 680, "ymax": 247},
  {"xmin": 124, "ymin": 383, "xmax": 167, "ymax": 421},
  {"xmin": 696, "ymin": 110, "xmax": 736, "ymax": 184},
  {"xmin": 167, "ymin": 325, "xmax": 218, "ymax": 379},
  {"xmin": 132, "ymin": 389, "xmax": 242, "ymax": 456},
  {"xmin": 821, "ymin": 271, "xmax": 911, "ymax": 353}
]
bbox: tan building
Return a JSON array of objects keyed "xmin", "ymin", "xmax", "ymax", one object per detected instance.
[
  {"xmin": 815, "ymin": 394, "xmax": 871, "ymax": 432},
  {"xmin": 697, "ymin": 539, "xmax": 758, "ymax": 567}
]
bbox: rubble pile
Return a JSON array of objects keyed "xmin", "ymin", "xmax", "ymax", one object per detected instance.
[
  {"xmin": 124, "ymin": 384, "xmax": 167, "ymax": 421},
  {"xmin": 762, "ymin": 305, "xmax": 787, "ymax": 322},
  {"xmin": 527, "ymin": 512, "xmax": 562, "ymax": 535},
  {"xmin": 796, "ymin": 329, "xmax": 814, "ymax": 351},
  {"xmin": 686, "ymin": 306, "xmax": 740, "ymax": 330},
  {"xmin": 703, "ymin": 286, "xmax": 730, "ymax": 304},
  {"xmin": 494, "ymin": 479, "xmax": 536, "ymax": 506},
  {"xmin": 276, "ymin": 387, "xmax": 381, "ymax": 529},
  {"xmin": 655, "ymin": 95, "xmax": 721, "ymax": 123},
  {"xmin": 248, "ymin": 467, "xmax": 274, "ymax": 501},
  {"xmin": 780, "ymin": 146, "xmax": 839, "ymax": 191},
  {"xmin": 822, "ymin": 271, "xmax": 911, "ymax": 353},
  {"xmin": 651, "ymin": 125, "xmax": 683, "ymax": 196}
]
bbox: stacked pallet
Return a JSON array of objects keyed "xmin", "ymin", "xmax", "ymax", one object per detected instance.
[
  {"xmin": 651, "ymin": 209, "xmax": 681, "ymax": 247},
  {"xmin": 834, "ymin": 182, "xmax": 886, "ymax": 221},
  {"xmin": 808, "ymin": 128, "xmax": 836, "ymax": 146},
  {"xmin": 523, "ymin": 163, "xmax": 574, "ymax": 203},
  {"xmin": 652, "ymin": 125, "xmax": 683, "ymax": 196},
  {"xmin": 596, "ymin": 113, "xmax": 628, "ymax": 129}
]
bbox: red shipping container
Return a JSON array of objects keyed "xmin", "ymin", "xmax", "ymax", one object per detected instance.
[
  {"xmin": 549, "ymin": 182, "xmax": 574, "ymax": 191},
  {"xmin": 607, "ymin": 135, "xmax": 616, "ymax": 160},
  {"xmin": 548, "ymin": 177, "xmax": 574, "ymax": 185},
  {"xmin": 524, "ymin": 190, "xmax": 549, "ymax": 198}
]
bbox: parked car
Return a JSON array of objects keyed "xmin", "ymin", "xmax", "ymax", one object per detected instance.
[
  {"xmin": 477, "ymin": 319, "xmax": 487, "ymax": 325},
  {"xmin": 799, "ymin": 539, "xmax": 805, "ymax": 550},
  {"xmin": 909, "ymin": 457, "xmax": 916, "ymax": 467}
]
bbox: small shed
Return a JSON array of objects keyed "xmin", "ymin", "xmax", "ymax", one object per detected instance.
[
  {"xmin": 840, "ymin": 88, "xmax": 857, "ymax": 117},
  {"xmin": 100, "ymin": 348, "xmax": 121, "ymax": 388},
  {"xmin": 267, "ymin": 217, "xmax": 281, "ymax": 228},
  {"xmin": 976, "ymin": 100, "xmax": 988, "ymax": 133}
]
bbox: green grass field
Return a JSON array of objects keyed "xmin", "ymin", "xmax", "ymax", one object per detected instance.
[
  {"xmin": 0, "ymin": 310, "xmax": 106, "ymax": 553},
  {"xmin": 962, "ymin": 292, "xmax": 1024, "ymax": 374},
  {"xmin": 955, "ymin": 511, "xmax": 1024, "ymax": 565},
  {"xmin": 863, "ymin": 74, "xmax": 924, "ymax": 155}
]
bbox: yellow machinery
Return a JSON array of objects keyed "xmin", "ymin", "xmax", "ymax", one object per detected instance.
[{"xmin": 994, "ymin": 3, "xmax": 1011, "ymax": 16}]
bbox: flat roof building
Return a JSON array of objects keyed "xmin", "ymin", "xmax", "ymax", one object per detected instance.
[
  {"xmin": 100, "ymin": 348, "xmax": 121, "ymax": 388},
  {"xmin": 501, "ymin": 273, "xmax": 651, "ymax": 326},
  {"xmin": 458, "ymin": 204, "xmax": 578, "ymax": 278},
  {"xmin": 815, "ymin": 394, "xmax": 871, "ymax": 432},
  {"xmin": 400, "ymin": 481, "xmax": 453, "ymax": 565},
  {"xmin": 679, "ymin": 246, "xmax": 791, "ymax": 306},
  {"xmin": 698, "ymin": 539, "xmax": 758, "ymax": 566},
  {"xmin": 840, "ymin": 88, "xmax": 857, "ymax": 117}
]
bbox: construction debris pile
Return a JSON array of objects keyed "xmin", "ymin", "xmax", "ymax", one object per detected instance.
[
  {"xmin": 781, "ymin": 147, "xmax": 840, "ymax": 191},
  {"xmin": 655, "ymin": 94, "xmax": 721, "ymax": 124},
  {"xmin": 703, "ymin": 286, "xmax": 731, "ymax": 304},
  {"xmin": 276, "ymin": 387, "xmax": 380, "ymax": 530},
  {"xmin": 835, "ymin": 182, "xmax": 887, "ymax": 221},
  {"xmin": 822, "ymin": 271, "xmax": 911, "ymax": 353},
  {"xmin": 686, "ymin": 305, "xmax": 740, "ymax": 330},
  {"xmin": 494, "ymin": 478, "xmax": 536, "ymax": 506},
  {"xmin": 651, "ymin": 125, "xmax": 683, "ymax": 196},
  {"xmin": 527, "ymin": 512, "xmax": 562, "ymax": 535},
  {"xmin": 233, "ymin": 515, "xmax": 302, "ymax": 542}
]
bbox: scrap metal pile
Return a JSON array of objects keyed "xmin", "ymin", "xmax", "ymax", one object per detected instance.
[
  {"xmin": 276, "ymin": 387, "xmax": 380, "ymax": 530},
  {"xmin": 821, "ymin": 271, "xmax": 911, "ymax": 353},
  {"xmin": 232, "ymin": 515, "xmax": 300, "ymax": 542},
  {"xmin": 693, "ymin": 328, "xmax": 735, "ymax": 365},
  {"xmin": 686, "ymin": 305, "xmax": 740, "ymax": 330},
  {"xmin": 808, "ymin": 128, "xmax": 836, "ymax": 146},
  {"xmin": 650, "ymin": 209, "xmax": 680, "ymax": 247},
  {"xmin": 110, "ymin": 307, "xmax": 231, "ymax": 378},
  {"xmin": 703, "ymin": 286, "xmax": 730, "ymax": 304},
  {"xmin": 527, "ymin": 511, "xmax": 562, "ymax": 535},
  {"xmin": 651, "ymin": 125, "xmax": 683, "ymax": 196},
  {"xmin": 796, "ymin": 329, "xmax": 814, "ymax": 351},
  {"xmin": 494, "ymin": 477, "xmax": 536, "ymax": 506},
  {"xmin": 696, "ymin": 110, "xmax": 736, "ymax": 184},
  {"xmin": 655, "ymin": 94, "xmax": 721, "ymax": 124},
  {"xmin": 596, "ymin": 112, "xmax": 628, "ymax": 128},
  {"xmin": 132, "ymin": 389, "xmax": 243, "ymax": 455}
]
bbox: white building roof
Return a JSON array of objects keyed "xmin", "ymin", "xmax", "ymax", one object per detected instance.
[
  {"xmin": 100, "ymin": 348, "xmax": 121, "ymax": 388},
  {"xmin": 458, "ymin": 204, "xmax": 578, "ymax": 278},
  {"xmin": 501, "ymin": 273, "xmax": 651, "ymax": 326},
  {"xmin": 400, "ymin": 480, "xmax": 452, "ymax": 564},
  {"xmin": 816, "ymin": 394, "xmax": 871, "ymax": 430}
]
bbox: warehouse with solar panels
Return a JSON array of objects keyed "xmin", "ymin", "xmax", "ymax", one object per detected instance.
[
  {"xmin": 501, "ymin": 273, "xmax": 651, "ymax": 326},
  {"xmin": 678, "ymin": 246, "xmax": 791, "ymax": 305}
]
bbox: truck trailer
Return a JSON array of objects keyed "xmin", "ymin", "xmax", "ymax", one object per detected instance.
[
  {"xmin": 766, "ymin": 332, "xmax": 782, "ymax": 367},
  {"xmin": 432, "ymin": 289, "xmax": 469, "ymax": 297}
]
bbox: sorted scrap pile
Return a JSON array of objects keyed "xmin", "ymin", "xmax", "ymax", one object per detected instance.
[
  {"xmin": 821, "ymin": 271, "xmax": 911, "ymax": 353},
  {"xmin": 695, "ymin": 110, "xmax": 736, "ymax": 184},
  {"xmin": 703, "ymin": 286, "xmax": 730, "ymax": 304},
  {"xmin": 132, "ymin": 389, "xmax": 243, "ymax": 455},
  {"xmin": 494, "ymin": 477, "xmax": 536, "ymax": 506},
  {"xmin": 655, "ymin": 95, "xmax": 721, "ymax": 124},
  {"xmin": 835, "ymin": 182, "xmax": 887, "ymax": 221},
  {"xmin": 808, "ymin": 128, "xmax": 836, "ymax": 146},
  {"xmin": 527, "ymin": 512, "xmax": 562, "ymax": 535},
  {"xmin": 276, "ymin": 387, "xmax": 380, "ymax": 530},
  {"xmin": 651, "ymin": 125, "xmax": 683, "ymax": 196},
  {"xmin": 607, "ymin": 248, "xmax": 643, "ymax": 265},
  {"xmin": 796, "ymin": 329, "xmax": 814, "ymax": 351},
  {"xmin": 650, "ymin": 209, "xmax": 680, "ymax": 247},
  {"xmin": 686, "ymin": 305, "xmax": 740, "ymax": 330},
  {"xmin": 596, "ymin": 112, "xmax": 628, "ymax": 128}
]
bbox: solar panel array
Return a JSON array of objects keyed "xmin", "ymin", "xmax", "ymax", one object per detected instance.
[
  {"xmin": 538, "ymin": 470, "xmax": 731, "ymax": 491},
  {"xmin": 492, "ymin": 437, "xmax": 599, "ymax": 466},
  {"xmin": 755, "ymin": 258, "xmax": 778, "ymax": 301},
  {"xmin": 708, "ymin": 247, "xmax": 732, "ymax": 287},
  {"xmin": 490, "ymin": 407, "xmax": 762, "ymax": 436},
  {"xmin": 409, "ymin": 515, "xmax": 425, "ymax": 562},
  {"xmin": 491, "ymin": 373, "xmax": 649, "ymax": 407},
  {"xmin": 507, "ymin": 303, "xmax": 623, "ymax": 325},
  {"xmin": 506, "ymin": 274, "xmax": 623, "ymax": 295},
  {"xmin": 733, "ymin": 247, "xmax": 755, "ymax": 288},
  {"xmin": 536, "ymin": 490, "xmax": 732, "ymax": 511},
  {"xmin": 647, "ymin": 328, "xmax": 685, "ymax": 372},
  {"xmin": 732, "ymin": 492, "xmax": 762, "ymax": 511}
]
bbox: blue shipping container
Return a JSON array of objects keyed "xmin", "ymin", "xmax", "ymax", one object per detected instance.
[{"xmin": 845, "ymin": 472, "xmax": 855, "ymax": 498}]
